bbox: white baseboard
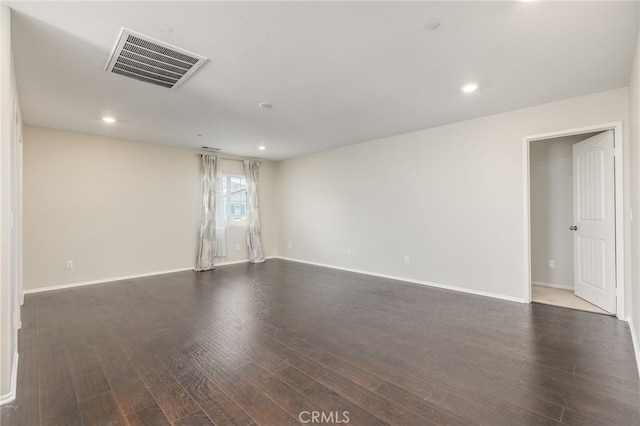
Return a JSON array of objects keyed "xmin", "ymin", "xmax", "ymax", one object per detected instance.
[
  {"xmin": 531, "ymin": 281, "xmax": 574, "ymax": 290},
  {"xmin": 211, "ymin": 257, "xmax": 278, "ymax": 267},
  {"xmin": 0, "ymin": 351, "xmax": 18, "ymax": 405},
  {"xmin": 23, "ymin": 267, "xmax": 195, "ymax": 294},
  {"xmin": 21, "ymin": 258, "xmax": 278, "ymax": 295},
  {"xmin": 275, "ymin": 256, "xmax": 525, "ymax": 304},
  {"xmin": 626, "ymin": 317, "xmax": 640, "ymax": 378},
  {"xmin": 214, "ymin": 259, "xmax": 250, "ymax": 266}
]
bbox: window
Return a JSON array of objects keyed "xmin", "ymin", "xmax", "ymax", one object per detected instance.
[{"xmin": 221, "ymin": 174, "xmax": 247, "ymax": 226}]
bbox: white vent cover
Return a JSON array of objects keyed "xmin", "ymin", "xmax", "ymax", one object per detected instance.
[{"xmin": 105, "ymin": 28, "xmax": 207, "ymax": 89}]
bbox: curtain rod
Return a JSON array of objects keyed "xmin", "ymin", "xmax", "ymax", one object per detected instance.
[
  {"xmin": 197, "ymin": 154, "xmax": 243, "ymax": 161},
  {"xmin": 197, "ymin": 154, "xmax": 262, "ymax": 161}
]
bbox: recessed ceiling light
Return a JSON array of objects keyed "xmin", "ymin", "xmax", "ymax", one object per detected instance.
[
  {"xmin": 258, "ymin": 145, "xmax": 267, "ymax": 151},
  {"xmin": 461, "ymin": 83, "xmax": 478, "ymax": 93},
  {"xmin": 425, "ymin": 19, "xmax": 441, "ymax": 30},
  {"xmin": 102, "ymin": 116, "xmax": 116, "ymax": 123},
  {"xmin": 258, "ymin": 103, "xmax": 273, "ymax": 109}
]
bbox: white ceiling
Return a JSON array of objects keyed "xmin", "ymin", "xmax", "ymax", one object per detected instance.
[{"xmin": 8, "ymin": 1, "xmax": 639, "ymax": 161}]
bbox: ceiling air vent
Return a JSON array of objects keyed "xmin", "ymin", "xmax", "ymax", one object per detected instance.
[{"xmin": 105, "ymin": 28, "xmax": 207, "ymax": 89}]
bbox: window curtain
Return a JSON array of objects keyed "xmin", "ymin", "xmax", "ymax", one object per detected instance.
[
  {"xmin": 195, "ymin": 155, "xmax": 218, "ymax": 271},
  {"xmin": 244, "ymin": 160, "xmax": 265, "ymax": 263},
  {"xmin": 214, "ymin": 164, "xmax": 227, "ymax": 257}
]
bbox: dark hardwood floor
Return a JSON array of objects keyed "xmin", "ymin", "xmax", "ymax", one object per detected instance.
[{"xmin": 2, "ymin": 259, "xmax": 639, "ymax": 425}]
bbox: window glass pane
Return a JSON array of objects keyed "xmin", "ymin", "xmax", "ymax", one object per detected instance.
[{"xmin": 221, "ymin": 174, "xmax": 247, "ymax": 226}]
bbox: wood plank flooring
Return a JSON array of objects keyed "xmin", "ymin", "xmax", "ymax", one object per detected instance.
[{"xmin": 2, "ymin": 259, "xmax": 639, "ymax": 425}]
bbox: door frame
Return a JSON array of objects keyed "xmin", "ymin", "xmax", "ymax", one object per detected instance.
[{"xmin": 523, "ymin": 122, "xmax": 624, "ymax": 318}]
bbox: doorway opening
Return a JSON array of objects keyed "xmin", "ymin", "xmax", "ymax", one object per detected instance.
[{"xmin": 523, "ymin": 123, "xmax": 624, "ymax": 318}]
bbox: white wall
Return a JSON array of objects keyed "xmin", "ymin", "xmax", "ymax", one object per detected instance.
[
  {"xmin": 0, "ymin": 4, "xmax": 22, "ymax": 404},
  {"xmin": 23, "ymin": 127, "xmax": 277, "ymax": 291},
  {"xmin": 628, "ymin": 23, "xmax": 640, "ymax": 365},
  {"xmin": 275, "ymin": 88, "xmax": 629, "ymax": 301},
  {"xmin": 530, "ymin": 137, "xmax": 579, "ymax": 289}
]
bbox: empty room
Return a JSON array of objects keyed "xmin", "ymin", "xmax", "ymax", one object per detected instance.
[{"xmin": 2, "ymin": 1, "xmax": 640, "ymax": 425}]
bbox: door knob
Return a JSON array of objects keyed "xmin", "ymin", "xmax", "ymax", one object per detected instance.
[{"xmin": 569, "ymin": 225, "xmax": 578, "ymax": 231}]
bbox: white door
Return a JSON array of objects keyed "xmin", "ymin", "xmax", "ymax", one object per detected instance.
[{"xmin": 572, "ymin": 131, "xmax": 615, "ymax": 313}]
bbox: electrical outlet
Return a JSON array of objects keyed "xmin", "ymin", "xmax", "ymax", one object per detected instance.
[
  {"xmin": 288, "ymin": 242, "xmax": 292, "ymax": 249},
  {"xmin": 66, "ymin": 260, "xmax": 74, "ymax": 269},
  {"xmin": 347, "ymin": 249, "xmax": 352, "ymax": 257},
  {"xmin": 549, "ymin": 260, "xmax": 555, "ymax": 269},
  {"xmin": 235, "ymin": 244, "xmax": 241, "ymax": 251},
  {"xmin": 404, "ymin": 256, "xmax": 410, "ymax": 265}
]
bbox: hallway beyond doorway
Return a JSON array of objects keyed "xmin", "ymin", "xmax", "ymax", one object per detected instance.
[{"xmin": 532, "ymin": 284, "xmax": 611, "ymax": 315}]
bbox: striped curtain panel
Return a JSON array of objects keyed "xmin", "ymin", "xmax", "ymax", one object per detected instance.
[
  {"xmin": 195, "ymin": 154, "xmax": 218, "ymax": 271},
  {"xmin": 244, "ymin": 160, "xmax": 265, "ymax": 263}
]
